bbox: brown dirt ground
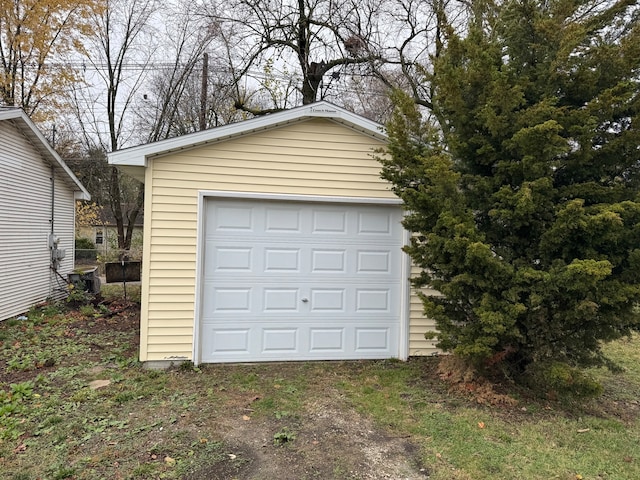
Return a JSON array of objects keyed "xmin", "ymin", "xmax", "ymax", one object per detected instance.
[{"xmin": 184, "ymin": 387, "xmax": 431, "ymax": 480}]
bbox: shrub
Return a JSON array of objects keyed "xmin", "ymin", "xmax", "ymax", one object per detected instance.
[
  {"xmin": 524, "ymin": 361, "xmax": 603, "ymax": 400},
  {"xmin": 75, "ymin": 237, "xmax": 97, "ymax": 261}
]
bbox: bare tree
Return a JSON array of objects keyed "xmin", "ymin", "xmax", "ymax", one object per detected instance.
[
  {"xmin": 134, "ymin": 2, "xmax": 244, "ymax": 139},
  {"xmin": 204, "ymin": 0, "xmax": 471, "ymax": 115},
  {"xmin": 208, "ymin": 0, "xmax": 391, "ymax": 112},
  {"xmin": 370, "ymin": 0, "xmax": 471, "ymax": 110},
  {"xmin": 332, "ymin": 73, "xmax": 395, "ymax": 123},
  {"xmin": 70, "ymin": 0, "xmax": 159, "ymax": 253}
]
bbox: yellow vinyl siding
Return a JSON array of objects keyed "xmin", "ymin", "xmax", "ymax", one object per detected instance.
[
  {"xmin": 149, "ymin": 253, "xmax": 197, "ymax": 263},
  {"xmin": 157, "ymin": 159, "xmax": 383, "ymax": 175},
  {"xmin": 145, "ymin": 318, "xmax": 196, "ymax": 328},
  {"xmin": 147, "ymin": 344, "xmax": 192, "ymax": 355},
  {"xmin": 150, "ymin": 244, "xmax": 198, "ymax": 254},
  {"xmin": 147, "ymin": 334, "xmax": 193, "ymax": 344},
  {"xmin": 141, "ymin": 117, "xmax": 434, "ymax": 361},
  {"xmin": 408, "ymin": 264, "xmax": 441, "ymax": 355},
  {"xmin": 148, "ymin": 277, "xmax": 195, "ymax": 287},
  {"xmin": 148, "ymin": 294, "xmax": 195, "ymax": 304},
  {"xmin": 146, "ymin": 286, "xmax": 196, "ymax": 295}
]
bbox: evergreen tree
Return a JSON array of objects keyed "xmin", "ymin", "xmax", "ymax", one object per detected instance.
[{"xmin": 381, "ymin": 0, "xmax": 640, "ymax": 385}]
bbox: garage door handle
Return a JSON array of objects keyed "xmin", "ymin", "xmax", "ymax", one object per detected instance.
[{"xmin": 301, "ymin": 298, "xmax": 309, "ymax": 303}]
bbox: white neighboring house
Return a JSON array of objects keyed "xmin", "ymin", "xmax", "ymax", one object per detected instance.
[{"xmin": 0, "ymin": 108, "xmax": 90, "ymax": 321}]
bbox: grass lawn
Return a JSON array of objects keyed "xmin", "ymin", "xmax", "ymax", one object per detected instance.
[{"xmin": 1, "ymin": 288, "xmax": 639, "ymax": 479}]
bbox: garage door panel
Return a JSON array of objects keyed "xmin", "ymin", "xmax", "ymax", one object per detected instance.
[
  {"xmin": 202, "ymin": 322, "xmax": 396, "ymax": 362},
  {"xmin": 357, "ymin": 250, "xmax": 391, "ymax": 273},
  {"xmin": 355, "ymin": 328, "xmax": 391, "ymax": 351},
  {"xmin": 265, "ymin": 207, "xmax": 301, "ymax": 232},
  {"xmin": 358, "ymin": 211, "xmax": 393, "ymax": 235},
  {"xmin": 264, "ymin": 248, "xmax": 301, "ymax": 271},
  {"xmin": 309, "ymin": 328, "xmax": 345, "ymax": 352},
  {"xmin": 201, "ymin": 198, "xmax": 403, "ymax": 362},
  {"xmin": 211, "ymin": 246, "xmax": 253, "ymax": 271},
  {"xmin": 202, "ymin": 284, "xmax": 399, "ymax": 317},
  {"xmin": 262, "ymin": 328, "xmax": 299, "ymax": 353},
  {"xmin": 312, "ymin": 209, "xmax": 347, "ymax": 234},
  {"xmin": 215, "ymin": 205, "xmax": 254, "ymax": 231},
  {"xmin": 210, "ymin": 287, "xmax": 251, "ymax": 312},
  {"xmin": 356, "ymin": 289, "xmax": 391, "ymax": 312},
  {"xmin": 311, "ymin": 249, "xmax": 346, "ymax": 272},
  {"xmin": 309, "ymin": 288, "xmax": 345, "ymax": 311},
  {"xmin": 263, "ymin": 288, "xmax": 301, "ymax": 311},
  {"xmin": 207, "ymin": 328, "xmax": 251, "ymax": 354}
]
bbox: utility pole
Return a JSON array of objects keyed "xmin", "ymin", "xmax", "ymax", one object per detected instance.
[{"xmin": 199, "ymin": 52, "xmax": 209, "ymax": 131}]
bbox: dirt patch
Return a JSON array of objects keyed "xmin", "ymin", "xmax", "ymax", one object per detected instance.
[{"xmin": 188, "ymin": 387, "xmax": 429, "ymax": 480}]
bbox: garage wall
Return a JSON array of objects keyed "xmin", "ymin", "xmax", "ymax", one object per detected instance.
[{"xmin": 140, "ymin": 117, "xmax": 438, "ymax": 361}]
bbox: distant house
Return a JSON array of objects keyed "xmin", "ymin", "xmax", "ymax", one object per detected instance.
[
  {"xmin": 76, "ymin": 205, "xmax": 144, "ymax": 261},
  {"xmin": 0, "ymin": 108, "xmax": 90, "ymax": 321},
  {"xmin": 109, "ymin": 101, "xmax": 439, "ymax": 366}
]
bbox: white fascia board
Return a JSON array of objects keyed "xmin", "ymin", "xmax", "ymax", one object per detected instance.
[
  {"xmin": 0, "ymin": 108, "xmax": 91, "ymax": 201},
  {"xmin": 107, "ymin": 101, "xmax": 388, "ymax": 168}
]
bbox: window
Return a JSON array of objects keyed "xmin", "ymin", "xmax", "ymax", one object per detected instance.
[{"xmin": 95, "ymin": 229, "xmax": 103, "ymax": 245}]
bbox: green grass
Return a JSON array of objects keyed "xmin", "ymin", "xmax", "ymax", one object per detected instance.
[
  {"xmin": 338, "ymin": 345, "xmax": 640, "ymax": 480},
  {"xmin": 1, "ymin": 299, "xmax": 639, "ymax": 479},
  {"xmin": 99, "ymin": 283, "xmax": 141, "ymax": 302}
]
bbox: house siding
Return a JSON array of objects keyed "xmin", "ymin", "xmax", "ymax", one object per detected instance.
[
  {"xmin": 140, "ymin": 118, "xmax": 436, "ymax": 361},
  {"xmin": 0, "ymin": 120, "xmax": 76, "ymax": 320},
  {"xmin": 409, "ymin": 265, "xmax": 440, "ymax": 356}
]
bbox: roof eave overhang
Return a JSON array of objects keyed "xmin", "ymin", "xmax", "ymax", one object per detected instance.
[
  {"xmin": 107, "ymin": 102, "xmax": 387, "ymax": 173},
  {"xmin": 0, "ymin": 108, "xmax": 91, "ymax": 201}
]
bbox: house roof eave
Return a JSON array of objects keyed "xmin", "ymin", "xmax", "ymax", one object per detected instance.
[
  {"xmin": 107, "ymin": 101, "xmax": 387, "ymax": 169},
  {"xmin": 0, "ymin": 108, "xmax": 91, "ymax": 201}
]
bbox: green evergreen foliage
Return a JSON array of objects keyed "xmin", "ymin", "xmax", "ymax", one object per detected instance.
[
  {"xmin": 74, "ymin": 237, "xmax": 97, "ymax": 261},
  {"xmin": 381, "ymin": 0, "xmax": 640, "ymax": 379},
  {"xmin": 75, "ymin": 237, "xmax": 96, "ymax": 251}
]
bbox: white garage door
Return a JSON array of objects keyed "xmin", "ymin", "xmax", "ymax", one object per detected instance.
[{"xmin": 199, "ymin": 198, "xmax": 404, "ymax": 363}]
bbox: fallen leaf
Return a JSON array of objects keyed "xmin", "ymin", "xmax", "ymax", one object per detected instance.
[
  {"xmin": 478, "ymin": 422, "xmax": 486, "ymax": 429},
  {"xmin": 435, "ymin": 453, "xmax": 442, "ymax": 459},
  {"xmin": 227, "ymin": 454, "xmax": 237, "ymax": 460},
  {"xmin": 199, "ymin": 438, "xmax": 208, "ymax": 444},
  {"xmin": 575, "ymin": 475, "xmax": 583, "ymax": 480},
  {"xmin": 242, "ymin": 415, "xmax": 251, "ymax": 421},
  {"xmin": 88, "ymin": 379, "xmax": 111, "ymax": 390},
  {"xmin": 151, "ymin": 454, "xmax": 157, "ymax": 460},
  {"xmin": 13, "ymin": 444, "xmax": 27, "ymax": 454},
  {"xmin": 576, "ymin": 428, "xmax": 590, "ymax": 433},
  {"xmin": 164, "ymin": 456, "xmax": 176, "ymax": 466},
  {"xmin": 624, "ymin": 456, "xmax": 633, "ymax": 463}
]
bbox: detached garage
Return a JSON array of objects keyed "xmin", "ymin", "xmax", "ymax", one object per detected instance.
[{"xmin": 108, "ymin": 102, "xmax": 438, "ymax": 366}]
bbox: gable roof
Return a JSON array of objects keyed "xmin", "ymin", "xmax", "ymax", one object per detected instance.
[
  {"xmin": 0, "ymin": 108, "xmax": 90, "ymax": 200},
  {"xmin": 107, "ymin": 101, "xmax": 387, "ymax": 183}
]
